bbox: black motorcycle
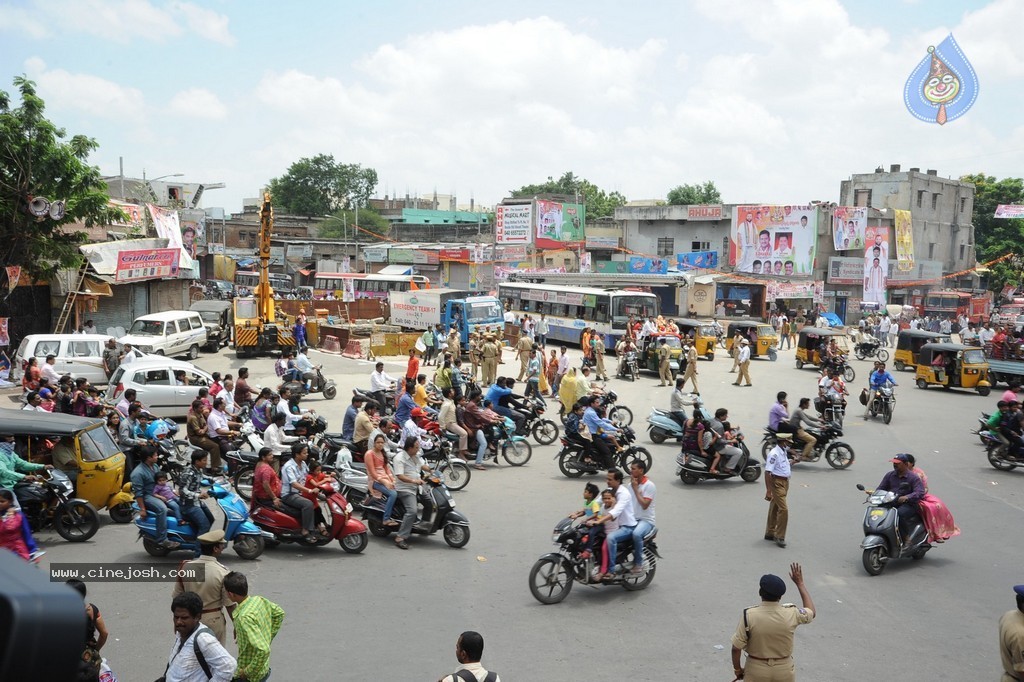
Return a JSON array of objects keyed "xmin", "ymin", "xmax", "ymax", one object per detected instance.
[
  {"xmin": 514, "ymin": 395, "xmax": 560, "ymax": 446},
  {"xmin": 559, "ymin": 390, "xmax": 633, "ymax": 427},
  {"xmin": 617, "ymin": 350, "xmax": 640, "ymax": 382},
  {"xmin": 354, "ymin": 475, "xmax": 470, "ymax": 548},
  {"xmin": 281, "ymin": 366, "xmax": 338, "ymax": 400},
  {"xmin": 675, "ymin": 427, "xmax": 761, "ymax": 485},
  {"xmin": 528, "ymin": 516, "xmax": 658, "ymax": 604},
  {"xmin": 980, "ymin": 430, "xmax": 1024, "ymax": 472},
  {"xmin": 15, "ymin": 470, "xmax": 100, "ymax": 542},
  {"xmin": 854, "ymin": 337, "xmax": 890, "ymax": 363},
  {"xmin": 555, "ymin": 425, "xmax": 652, "ymax": 478},
  {"xmin": 760, "ymin": 422, "xmax": 854, "ymax": 469},
  {"xmin": 865, "ymin": 383, "xmax": 896, "ymax": 424}
]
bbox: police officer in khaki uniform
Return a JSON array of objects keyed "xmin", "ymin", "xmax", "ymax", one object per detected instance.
[
  {"xmin": 592, "ymin": 335, "xmax": 608, "ymax": 381},
  {"xmin": 468, "ymin": 333, "xmax": 480, "ymax": 381},
  {"xmin": 1000, "ymin": 585, "xmax": 1024, "ymax": 682},
  {"xmin": 515, "ymin": 333, "xmax": 534, "ymax": 381},
  {"xmin": 481, "ymin": 335, "xmax": 499, "ymax": 386},
  {"xmin": 681, "ymin": 340, "xmax": 699, "ymax": 393},
  {"xmin": 731, "ymin": 563, "xmax": 815, "ymax": 681},
  {"xmin": 171, "ymin": 529, "xmax": 235, "ymax": 644},
  {"xmin": 657, "ymin": 338, "xmax": 672, "ymax": 386},
  {"xmin": 447, "ymin": 327, "xmax": 461, "ymax": 358}
]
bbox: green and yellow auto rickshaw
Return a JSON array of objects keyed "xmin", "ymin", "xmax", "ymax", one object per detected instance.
[
  {"xmin": 725, "ymin": 320, "xmax": 778, "ymax": 361},
  {"xmin": 914, "ymin": 342, "xmax": 991, "ymax": 396},
  {"xmin": 893, "ymin": 329, "xmax": 951, "ymax": 372},
  {"xmin": 795, "ymin": 327, "xmax": 850, "ymax": 370},
  {"xmin": 641, "ymin": 334, "xmax": 683, "ymax": 377},
  {"xmin": 676, "ymin": 318, "xmax": 718, "ymax": 360}
]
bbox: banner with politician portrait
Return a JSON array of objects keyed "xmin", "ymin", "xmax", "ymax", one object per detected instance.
[
  {"xmin": 731, "ymin": 205, "xmax": 817, "ymax": 276},
  {"xmin": 894, "ymin": 209, "xmax": 914, "ymax": 272},
  {"xmin": 832, "ymin": 206, "xmax": 867, "ymax": 251},
  {"xmin": 862, "ymin": 225, "xmax": 890, "ymax": 305}
]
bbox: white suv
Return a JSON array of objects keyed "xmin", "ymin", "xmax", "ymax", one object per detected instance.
[{"xmin": 118, "ymin": 311, "xmax": 208, "ymax": 360}]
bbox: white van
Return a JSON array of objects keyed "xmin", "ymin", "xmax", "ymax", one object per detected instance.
[
  {"xmin": 10, "ymin": 334, "xmax": 114, "ymax": 385},
  {"xmin": 118, "ymin": 311, "xmax": 209, "ymax": 360}
]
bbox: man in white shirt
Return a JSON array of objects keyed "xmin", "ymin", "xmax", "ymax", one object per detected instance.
[
  {"xmin": 598, "ymin": 469, "xmax": 637, "ymax": 580},
  {"xmin": 438, "ymin": 631, "xmax": 501, "ymax": 682},
  {"xmin": 878, "ymin": 316, "xmax": 892, "ymax": 346},
  {"xmin": 392, "ymin": 436, "xmax": 431, "ymax": 549},
  {"xmin": 503, "ymin": 308, "xmax": 515, "ymax": 324},
  {"xmin": 554, "ymin": 346, "xmax": 570, "ymax": 393},
  {"xmin": 638, "ymin": 316, "xmax": 658, "ymax": 348},
  {"xmin": 737, "ymin": 212, "xmax": 758, "ymax": 271},
  {"xmin": 281, "ymin": 445, "xmax": 317, "ymax": 536},
  {"xmin": 263, "ymin": 412, "xmax": 298, "ymax": 464},
  {"xmin": 166, "ymin": 592, "xmax": 236, "ymax": 682},
  {"xmin": 980, "ymin": 324, "xmax": 996, "ymax": 346},
  {"xmin": 628, "ymin": 460, "xmax": 656, "ymax": 574},
  {"xmin": 535, "ymin": 314, "xmax": 550, "ymax": 348},
  {"xmin": 276, "ymin": 387, "xmax": 309, "ymax": 432},
  {"xmin": 40, "ymin": 355, "xmax": 61, "ymax": 384},
  {"xmin": 206, "ymin": 398, "xmax": 236, "ymax": 454},
  {"xmin": 909, "ymin": 318, "xmax": 921, "ymax": 331},
  {"xmin": 294, "ymin": 347, "xmax": 316, "ymax": 390},
  {"xmin": 733, "ymin": 339, "xmax": 752, "ymax": 387},
  {"xmin": 764, "ymin": 432, "xmax": 793, "ymax": 548},
  {"xmin": 369, "ymin": 362, "xmax": 397, "ymax": 413}
]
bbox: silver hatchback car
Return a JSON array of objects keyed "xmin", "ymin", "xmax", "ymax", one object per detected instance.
[{"xmin": 105, "ymin": 357, "xmax": 214, "ymax": 419}]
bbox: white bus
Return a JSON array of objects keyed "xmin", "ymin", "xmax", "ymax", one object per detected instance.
[
  {"xmin": 497, "ymin": 282, "xmax": 659, "ymax": 346},
  {"xmin": 311, "ymin": 272, "xmax": 430, "ymax": 300}
]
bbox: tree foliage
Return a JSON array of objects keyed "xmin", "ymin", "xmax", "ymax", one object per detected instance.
[
  {"xmin": 509, "ymin": 171, "xmax": 626, "ymax": 218},
  {"xmin": 318, "ymin": 207, "xmax": 390, "ymax": 241},
  {"xmin": 268, "ymin": 154, "xmax": 378, "ymax": 217},
  {"xmin": 961, "ymin": 172, "xmax": 1024, "ymax": 290},
  {"xmin": 666, "ymin": 181, "xmax": 722, "ymax": 205},
  {"xmin": 0, "ymin": 77, "xmax": 123, "ymax": 279}
]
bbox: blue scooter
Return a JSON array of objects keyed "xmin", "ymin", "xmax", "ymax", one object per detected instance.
[
  {"xmin": 646, "ymin": 394, "xmax": 710, "ymax": 444},
  {"xmin": 134, "ymin": 477, "xmax": 266, "ymax": 560}
]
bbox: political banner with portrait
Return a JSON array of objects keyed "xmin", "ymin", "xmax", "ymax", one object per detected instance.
[
  {"xmin": 862, "ymin": 225, "xmax": 890, "ymax": 306},
  {"xmin": 535, "ymin": 200, "xmax": 585, "ymax": 250},
  {"xmin": 179, "ymin": 209, "xmax": 207, "ymax": 259},
  {"xmin": 731, "ymin": 205, "xmax": 817, "ymax": 276},
  {"xmin": 894, "ymin": 209, "xmax": 914, "ymax": 272},
  {"xmin": 147, "ymin": 204, "xmax": 183, "ymax": 251},
  {"xmin": 832, "ymin": 206, "xmax": 867, "ymax": 251}
]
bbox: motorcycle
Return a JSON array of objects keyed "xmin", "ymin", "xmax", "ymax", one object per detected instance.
[
  {"xmin": 518, "ymin": 395, "xmax": 560, "ymax": 446},
  {"xmin": 617, "ymin": 350, "xmax": 640, "ymax": 382},
  {"xmin": 760, "ymin": 423, "xmax": 855, "ymax": 469},
  {"xmin": 337, "ymin": 455, "xmax": 470, "ymax": 548},
  {"xmin": 856, "ymin": 483, "xmax": 931, "ymax": 575},
  {"xmin": 248, "ymin": 476, "xmax": 368, "ymax": 553},
  {"xmin": 974, "ymin": 412, "xmax": 994, "ymax": 444},
  {"xmin": 555, "ymin": 425, "xmax": 652, "ymax": 478},
  {"xmin": 980, "ymin": 430, "xmax": 1024, "ymax": 472},
  {"xmin": 645, "ymin": 395, "xmax": 710, "ymax": 444},
  {"xmin": 15, "ymin": 469, "xmax": 100, "ymax": 542},
  {"xmin": 528, "ymin": 516, "xmax": 659, "ymax": 604},
  {"xmin": 559, "ymin": 389, "xmax": 633, "ymax": 427},
  {"xmin": 854, "ymin": 337, "xmax": 890, "ymax": 363},
  {"xmin": 406, "ymin": 412, "xmax": 473, "ymax": 491},
  {"xmin": 814, "ymin": 394, "xmax": 847, "ymax": 427},
  {"xmin": 865, "ymin": 383, "xmax": 896, "ymax": 424},
  {"xmin": 134, "ymin": 476, "xmax": 266, "ymax": 560},
  {"xmin": 282, "ymin": 366, "xmax": 338, "ymax": 400},
  {"xmin": 675, "ymin": 427, "xmax": 761, "ymax": 485},
  {"xmin": 832, "ymin": 357, "xmax": 856, "ymax": 383},
  {"xmin": 480, "ymin": 416, "xmax": 533, "ymax": 466}
]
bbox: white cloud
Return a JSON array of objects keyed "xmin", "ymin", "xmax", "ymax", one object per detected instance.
[
  {"xmin": 168, "ymin": 87, "xmax": 227, "ymax": 119},
  {"xmin": 0, "ymin": 3, "xmax": 50, "ymax": 38},
  {"xmin": 171, "ymin": 1, "xmax": 235, "ymax": 46},
  {"xmin": 23, "ymin": 57, "xmax": 146, "ymax": 121}
]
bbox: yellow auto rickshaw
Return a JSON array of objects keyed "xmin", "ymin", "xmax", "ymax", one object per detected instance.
[
  {"xmin": 642, "ymin": 333, "xmax": 683, "ymax": 377},
  {"xmin": 795, "ymin": 327, "xmax": 850, "ymax": 370},
  {"xmin": 893, "ymin": 329, "xmax": 951, "ymax": 372},
  {"xmin": 725, "ymin": 320, "xmax": 778, "ymax": 360},
  {"xmin": 1, "ymin": 412, "xmax": 134, "ymax": 522},
  {"xmin": 677, "ymin": 318, "xmax": 718, "ymax": 360},
  {"xmin": 914, "ymin": 342, "xmax": 991, "ymax": 396}
]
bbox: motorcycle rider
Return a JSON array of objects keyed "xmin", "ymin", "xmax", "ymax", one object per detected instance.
[
  {"xmin": 395, "ymin": 379, "xmax": 418, "ymax": 426},
  {"xmin": 594, "ymin": 469, "xmax": 637, "ymax": 581},
  {"xmin": 178, "ymin": 450, "xmax": 215, "ymax": 535},
  {"xmin": 582, "ymin": 396, "xmax": 621, "ymax": 468},
  {"xmin": 709, "ymin": 408, "xmax": 745, "ymax": 474},
  {"xmin": 369, "ymin": 362, "xmax": 398, "ymax": 414},
  {"xmin": 131, "ymin": 445, "xmax": 180, "ymax": 550},
  {"xmin": 460, "ymin": 391, "xmax": 498, "ymax": 468},
  {"xmin": 485, "ymin": 378, "xmax": 526, "ymax": 433},
  {"xmin": 294, "ymin": 346, "xmax": 317, "ymax": 392},
  {"xmin": 668, "ymin": 377, "xmax": 690, "ymax": 430},
  {"xmin": 789, "ymin": 397, "xmax": 822, "ymax": 462},
  {"xmin": 628, "ymin": 460, "xmax": 655, "ymax": 575},
  {"xmin": 863, "ymin": 361, "xmax": 898, "ymax": 419},
  {"xmin": 391, "ymin": 436, "xmax": 433, "ymax": 550},
  {"xmin": 876, "ymin": 453, "xmax": 926, "ymax": 546},
  {"xmin": 768, "ymin": 392, "xmax": 797, "ymax": 435}
]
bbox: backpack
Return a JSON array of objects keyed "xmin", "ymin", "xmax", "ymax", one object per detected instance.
[
  {"xmin": 454, "ymin": 670, "xmax": 498, "ymax": 682},
  {"xmin": 157, "ymin": 625, "xmax": 214, "ymax": 682}
]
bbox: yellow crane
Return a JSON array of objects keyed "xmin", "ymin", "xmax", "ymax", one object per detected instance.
[{"xmin": 233, "ymin": 192, "xmax": 296, "ymax": 356}]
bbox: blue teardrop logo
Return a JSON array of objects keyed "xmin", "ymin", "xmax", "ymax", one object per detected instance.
[{"xmin": 904, "ymin": 34, "xmax": 978, "ymax": 125}]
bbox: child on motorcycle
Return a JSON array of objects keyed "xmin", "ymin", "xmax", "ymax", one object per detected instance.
[
  {"xmin": 152, "ymin": 471, "xmax": 184, "ymax": 525},
  {"xmin": 575, "ymin": 486, "xmax": 613, "ymax": 563}
]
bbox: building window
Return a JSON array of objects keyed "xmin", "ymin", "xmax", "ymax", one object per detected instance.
[
  {"xmin": 691, "ymin": 241, "xmax": 710, "ymax": 252},
  {"xmin": 916, "ymin": 190, "xmax": 925, "ymax": 207},
  {"xmin": 854, "ymin": 189, "xmax": 871, "ymax": 207},
  {"xmin": 656, "ymin": 237, "xmax": 675, "ymax": 256},
  {"xmin": 959, "ymin": 244, "xmax": 965, "ymax": 260},
  {"xmin": 931, "ymin": 193, "xmax": 939, "ymax": 210},
  {"xmin": 960, "ymin": 197, "xmax": 966, "ymax": 213},
  {"xmin": 928, "ymin": 243, "xmax": 935, "ymax": 259},
  {"xmin": 722, "ymin": 236, "xmax": 730, "ymax": 255}
]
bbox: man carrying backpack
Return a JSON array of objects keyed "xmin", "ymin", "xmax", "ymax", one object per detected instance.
[
  {"xmin": 163, "ymin": 591, "xmax": 235, "ymax": 681},
  {"xmin": 438, "ymin": 631, "xmax": 500, "ymax": 682}
]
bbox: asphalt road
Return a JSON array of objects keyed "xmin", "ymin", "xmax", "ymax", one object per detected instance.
[{"xmin": 9, "ymin": 340, "xmax": 1022, "ymax": 681}]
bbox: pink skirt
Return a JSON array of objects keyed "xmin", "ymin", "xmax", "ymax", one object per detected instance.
[{"xmin": 919, "ymin": 494, "xmax": 960, "ymax": 543}]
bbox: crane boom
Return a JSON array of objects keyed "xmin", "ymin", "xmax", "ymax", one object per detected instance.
[{"xmin": 257, "ymin": 191, "xmax": 276, "ymax": 324}]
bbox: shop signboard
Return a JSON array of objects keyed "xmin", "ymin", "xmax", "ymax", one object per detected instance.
[
  {"xmin": 115, "ymin": 248, "xmax": 180, "ymax": 282},
  {"xmin": 495, "ymin": 204, "xmax": 532, "ymax": 244}
]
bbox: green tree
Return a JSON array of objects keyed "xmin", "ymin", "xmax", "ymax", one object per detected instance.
[
  {"xmin": 961, "ymin": 172, "xmax": 1024, "ymax": 290},
  {"xmin": 0, "ymin": 77, "xmax": 123, "ymax": 279},
  {"xmin": 509, "ymin": 171, "xmax": 626, "ymax": 218},
  {"xmin": 318, "ymin": 207, "xmax": 390, "ymax": 241},
  {"xmin": 268, "ymin": 154, "xmax": 378, "ymax": 216},
  {"xmin": 666, "ymin": 181, "xmax": 722, "ymax": 205}
]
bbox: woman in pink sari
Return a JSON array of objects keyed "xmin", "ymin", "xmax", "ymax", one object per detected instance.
[{"xmin": 907, "ymin": 454, "xmax": 960, "ymax": 543}]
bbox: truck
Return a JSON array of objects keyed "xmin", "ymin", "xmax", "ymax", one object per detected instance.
[{"xmin": 388, "ymin": 289, "xmax": 505, "ymax": 348}]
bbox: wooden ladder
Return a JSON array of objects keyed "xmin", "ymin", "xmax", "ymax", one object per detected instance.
[{"xmin": 53, "ymin": 261, "xmax": 89, "ymax": 333}]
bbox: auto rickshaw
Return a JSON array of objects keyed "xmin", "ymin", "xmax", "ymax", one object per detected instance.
[
  {"xmin": 893, "ymin": 329, "xmax": 952, "ymax": 371},
  {"xmin": 795, "ymin": 328, "xmax": 850, "ymax": 370},
  {"xmin": 676, "ymin": 318, "xmax": 717, "ymax": 360},
  {"xmin": 724, "ymin": 320, "xmax": 778, "ymax": 360},
  {"xmin": 0, "ymin": 412, "xmax": 134, "ymax": 523},
  {"xmin": 914, "ymin": 342, "xmax": 991, "ymax": 396},
  {"xmin": 641, "ymin": 334, "xmax": 683, "ymax": 377}
]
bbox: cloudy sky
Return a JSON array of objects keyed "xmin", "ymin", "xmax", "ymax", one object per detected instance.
[{"xmin": 2, "ymin": 0, "xmax": 1022, "ymax": 213}]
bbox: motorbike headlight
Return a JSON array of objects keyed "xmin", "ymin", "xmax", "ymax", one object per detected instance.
[{"xmin": 552, "ymin": 532, "xmax": 561, "ymax": 543}]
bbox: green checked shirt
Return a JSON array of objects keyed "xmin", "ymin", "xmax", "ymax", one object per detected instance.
[{"xmin": 233, "ymin": 595, "xmax": 284, "ymax": 680}]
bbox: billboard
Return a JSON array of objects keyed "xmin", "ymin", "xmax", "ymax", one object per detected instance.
[
  {"xmin": 995, "ymin": 205, "xmax": 1024, "ymax": 219},
  {"xmin": 629, "ymin": 256, "xmax": 668, "ymax": 274},
  {"xmin": 179, "ymin": 209, "xmax": 207, "ymax": 259},
  {"xmin": 827, "ymin": 258, "xmax": 942, "ymax": 285},
  {"xmin": 535, "ymin": 200, "xmax": 585, "ymax": 249},
  {"xmin": 674, "ymin": 251, "xmax": 719, "ymax": 269},
  {"xmin": 495, "ymin": 204, "xmax": 532, "ymax": 244},
  {"xmin": 863, "ymin": 225, "xmax": 890, "ymax": 305},
  {"xmin": 731, "ymin": 205, "xmax": 817, "ymax": 276},
  {"xmin": 832, "ymin": 207, "xmax": 867, "ymax": 251},
  {"xmin": 115, "ymin": 249, "xmax": 180, "ymax": 282},
  {"xmin": 147, "ymin": 204, "xmax": 183, "ymax": 252},
  {"xmin": 595, "ymin": 261, "xmax": 630, "ymax": 274},
  {"xmin": 894, "ymin": 209, "xmax": 914, "ymax": 272}
]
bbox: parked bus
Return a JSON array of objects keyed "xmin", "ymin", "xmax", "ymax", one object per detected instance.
[
  {"xmin": 497, "ymin": 282, "xmax": 659, "ymax": 346},
  {"xmin": 234, "ymin": 271, "xmax": 294, "ymax": 294},
  {"xmin": 311, "ymin": 272, "xmax": 430, "ymax": 300},
  {"xmin": 922, "ymin": 290, "xmax": 990, "ymax": 323}
]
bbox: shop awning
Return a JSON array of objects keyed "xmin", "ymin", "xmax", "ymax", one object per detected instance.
[
  {"xmin": 298, "ymin": 268, "xmax": 313, "ymax": 276},
  {"xmin": 77, "ymin": 276, "xmax": 113, "ymax": 297},
  {"xmin": 379, "ymin": 265, "xmax": 414, "ymax": 275}
]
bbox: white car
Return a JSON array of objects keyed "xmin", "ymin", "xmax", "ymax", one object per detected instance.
[
  {"xmin": 105, "ymin": 357, "xmax": 214, "ymax": 419},
  {"xmin": 118, "ymin": 311, "xmax": 208, "ymax": 360}
]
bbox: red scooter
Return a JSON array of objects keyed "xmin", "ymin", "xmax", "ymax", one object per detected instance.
[{"xmin": 249, "ymin": 478, "xmax": 369, "ymax": 553}]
